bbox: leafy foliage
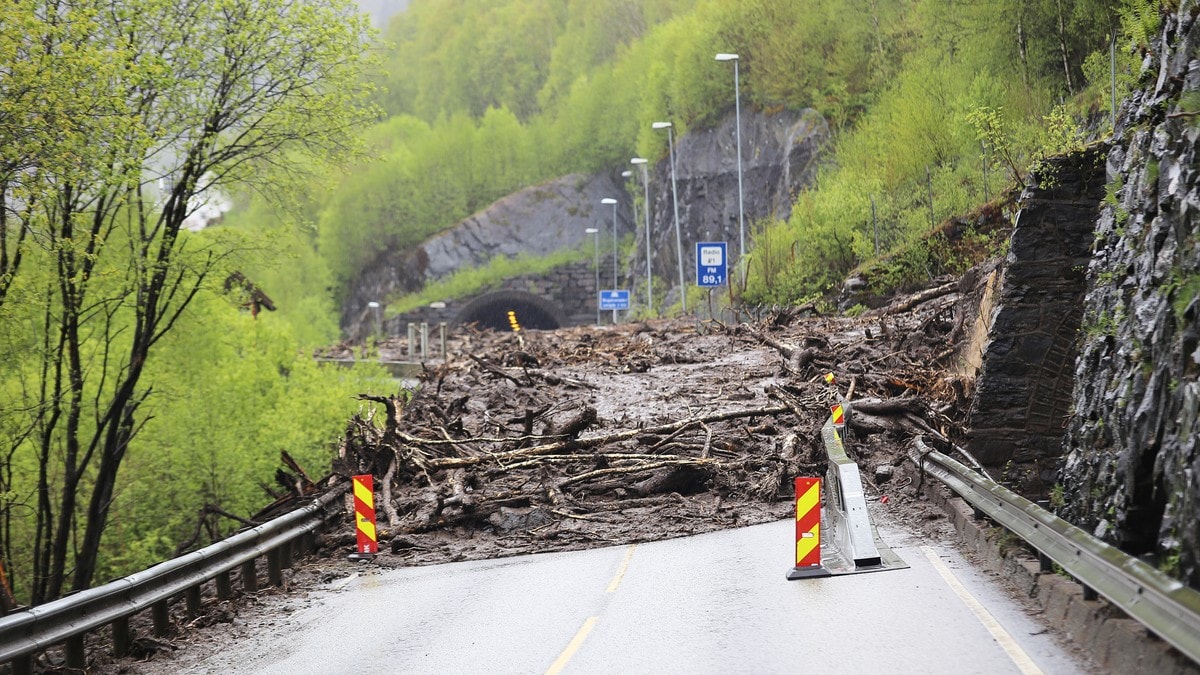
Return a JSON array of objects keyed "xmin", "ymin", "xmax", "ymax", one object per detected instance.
[
  {"xmin": 0, "ymin": 0, "xmax": 378, "ymax": 603},
  {"xmin": 316, "ymin": 0, "xmax": 1133, "ymax": 311}
]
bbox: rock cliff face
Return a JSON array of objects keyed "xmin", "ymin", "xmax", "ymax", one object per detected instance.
[
  {"xmin": 1060, "ymin": 6, "xmax": 1200, "ymax": 585},
  {"xmin": 635, "ymin": 110, "xmax": 828, "ymax": 306},
  {"xmin": 341, "ymin": 109, "xmax": 828, "ymax": 337},
  {"xmin": 964, "ymin": 149, "xmax": 1105, "ymax": 495},
  {"xmin": 340, "ymin": 171, "xmax": 631, "ymax": 337}
]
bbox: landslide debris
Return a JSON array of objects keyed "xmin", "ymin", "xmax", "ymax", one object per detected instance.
[{"xmin": 323, "ymin": 275, "xmax": 980, "ymax": 568}]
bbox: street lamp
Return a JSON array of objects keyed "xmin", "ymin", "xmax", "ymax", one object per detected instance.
[
  {"xmin": 367, "ymin": 301, "xmax": 382, "ymax": 337},
  {"xmin": 585, "ymin": 227, "xmax": 600, "ymax": 325},
  {"xmin": 716, "ymin": 53, "xmax": 746, "ymax": 287},
  {"xmin": 652, "ymin": 121, "xmax": 686, "ymax": 313},
  {"xmin": 621, "ymin": 170, "xmax": 644, "ymax": 315},
  {"xmin": 631, "ymin": 157, "xmax": 652, "ymax": 315},
  {"xmin": 602, "ymin": 197, "xmax": 619, "ymax": 323}
]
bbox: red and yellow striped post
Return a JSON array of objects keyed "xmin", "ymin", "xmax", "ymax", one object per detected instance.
[
  {"xmin": 831, "ymin": 403, "xmax": 845, "ymax": 429},
  {"xmin": 352, "ymin": 474, "xmax": 378, "ymax": 558},
  {"xmin": 786, "ymin": 476, "xmax": 827, "ymax": 579}
]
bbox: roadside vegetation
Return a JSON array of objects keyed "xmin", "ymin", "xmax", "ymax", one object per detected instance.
[
  {"xmin": 0, "ymin": 0, "xmax": 385, "ymax": 605},
  {"xmin": 290, "ymin": 0, "xmax": 1151, "ymax": 308}
]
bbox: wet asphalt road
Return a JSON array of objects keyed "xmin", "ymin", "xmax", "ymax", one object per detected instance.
[{"xmin": 165, "ymin": 515, "xmax": 1095, "ymax": 675}]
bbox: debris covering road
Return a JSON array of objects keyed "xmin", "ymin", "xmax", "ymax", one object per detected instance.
[{"xmin": 320, "ymin": 274, "xmax": 979, "ymax": 569}]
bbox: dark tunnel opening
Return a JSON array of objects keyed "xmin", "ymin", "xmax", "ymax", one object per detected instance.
[{"xmin": 453, "ymin": 291, "xmax": 567, "ymax": 331}]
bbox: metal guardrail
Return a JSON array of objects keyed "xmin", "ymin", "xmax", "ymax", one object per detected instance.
[
  {"xmin": 910, "ymin": 440, "xmax": 1200, "ymax": 666},
  {"xmin": 0, "ymin": 483, "xmax": 348, "ymax": 673}
]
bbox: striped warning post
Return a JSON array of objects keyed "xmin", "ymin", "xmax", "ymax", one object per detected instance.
[
  {"xmin": 352, "ymin": 474, "xmax": 378, "ymax": 558},
  {"xmin": 786, "ymin": 476, "xmax": 828, "ymax": 579},
  {"xmin": 824, "ymin": 372, "xmax": 836, "ymax": 385},
  {"xmin": 831, "ymin": 403, "xmax": 845, "ymax": 428}
]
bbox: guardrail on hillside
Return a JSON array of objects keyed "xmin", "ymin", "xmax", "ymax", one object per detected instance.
[
  {"xmin": 0, "ymin": 483, "xmax": 349, "ymax": 674},
  {"xmin": 909, "ymin": 439, "xmax": 1200, "ymax": 666}
]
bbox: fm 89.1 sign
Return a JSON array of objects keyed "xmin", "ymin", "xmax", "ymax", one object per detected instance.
[{"xmin": 696, "ymin": 242, "xmax": 728, "ymax": 288}]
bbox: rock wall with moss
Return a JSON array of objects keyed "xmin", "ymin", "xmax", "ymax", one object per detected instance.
[{"xmin": 1060, "ymin": 4, "xmax": 1200, "ymax": 586}]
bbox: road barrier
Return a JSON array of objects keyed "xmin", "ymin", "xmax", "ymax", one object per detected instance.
[
  {"xmin": 910, "ymin": 439, "xmax": 1200, "ymax": 667},
  {"xmin": 0, "ymin": 483, "xmax": 348, "ymax": 674},
  {"xmin": 786, "ymin": 477, "xmax": 825, "ymax": 579},
  {"xmin": 822, "ymin": 421, "xmax": 882, "ymax": 569},
  {"xmin": 350, "ymin": 474, "xmax": 378, "ymax": 559},
  {"xmin": 788, "ymin": 399, "xmax": 900, "ymax": 579}
]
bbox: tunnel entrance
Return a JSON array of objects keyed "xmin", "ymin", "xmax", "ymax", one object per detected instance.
[{"xmin": 453, "ymin": 290, "xmax": 568, "ymax": 331}]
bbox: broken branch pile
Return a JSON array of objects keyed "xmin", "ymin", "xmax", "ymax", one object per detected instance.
[
  {"xmin": 333, "ymin": 324, "xmax": 835, "ymax": 559},
  {"xmin": 323, "ymin": 288, "xmax": 975, "ymax": 566}
]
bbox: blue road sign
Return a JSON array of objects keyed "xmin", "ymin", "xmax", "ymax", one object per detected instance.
[
  {"xmin": 696, "ymin": 242, "xmax": 728, "ymax": 287},
  {"xmin": 599, "ymin": 289, "xmax": 630, "ymax": 310}
]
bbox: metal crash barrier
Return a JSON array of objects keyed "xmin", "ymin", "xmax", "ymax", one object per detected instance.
[
  {"xmin": 822, "ymin": 420, "xmax": 882, "ymax": 569},
  {"xmin": 910, "ymin": 439, "xmax": 1200, "ymax": 666},
  {"xmin": 0, "ymin": 484, "xmax": 349, "ymax": 674},
  {"xmin": 788, "ymin": 400, "xmax": 906, "ymax": 579}
]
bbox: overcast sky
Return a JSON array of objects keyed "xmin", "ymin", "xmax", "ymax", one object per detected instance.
[{"xmin": 355, "ymin": 0, "xmax": 409, "ymax": 28}]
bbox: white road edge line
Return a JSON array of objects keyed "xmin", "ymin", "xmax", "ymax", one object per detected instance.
[
  {"xmin": 545, "ymin": 616, "xmax": 598, "ymax": 675},
  {"xmin": 921, "ymin": 545, "xmax": 1044, "ymax": 675}
]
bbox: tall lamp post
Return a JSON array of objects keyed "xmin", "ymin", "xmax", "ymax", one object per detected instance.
[
  {"xmin": 716, "ymin": 53, "xmax": 745, "ymax": 287},
  {"xmin": 631, "ymin": 157, "xmax": 652, "ymax": 315},
  {"xmin": 652, "ymin": 121, "xmax": 686, "ymax": 313},
  {"xmin": 367, "ymin": 301, "xmax": 382, "ymax": 338},
  {"xmin": 601, "ymin": 197, "xmax": 619, "ymax": 323},
  {"xmin": 585, "ymin": 227, "xmax": 600, "ymax": 325},
  {"xmin": 621, "ymin": 170, "xmax": 645, "ymax": 315}
]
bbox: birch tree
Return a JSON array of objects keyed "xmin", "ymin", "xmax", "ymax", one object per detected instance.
[{"xmin": 0, "ymin": 0, "xmax": 375, "ymax": 603}]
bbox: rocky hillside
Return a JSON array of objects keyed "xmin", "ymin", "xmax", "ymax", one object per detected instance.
[
  {"xmin": 1060, "ymin": 5, "xmax": 1200, "ymax": 586},
  {"xmin": 340, "ymin": 108, "xmax": 828, "ymax": 336}
]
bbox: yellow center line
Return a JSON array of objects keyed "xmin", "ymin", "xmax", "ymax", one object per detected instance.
[
  {"xmin": 921, "ymin": 546, "xmax": 1044, "ymax": 675},
  {"xmin": 545, "ymin": 616, "xmax": 598, "ymax": 675},
  {"xmin": 546, "ymin": 545, "xmax": 637, "ymax": 674},
  {"xmin": 607, "ymin": 544, "xmax": 637, "ymax": 593}
]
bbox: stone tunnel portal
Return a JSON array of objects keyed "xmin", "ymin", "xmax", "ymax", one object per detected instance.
[{"xmin": 453, "ymin": 290, "xmax": 569, "ymax": 331}]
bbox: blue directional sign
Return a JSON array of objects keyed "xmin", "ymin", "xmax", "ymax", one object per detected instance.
[
  {"xmin": 599, "ymin": 289, "xmax": 630, "ymax": 310},
  {"xmin": 696, "ymin": 242, "xmax": 728, "ymax": 287}
]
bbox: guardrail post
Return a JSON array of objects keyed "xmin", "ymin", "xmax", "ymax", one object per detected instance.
[
  {"xmin": 420, "ymin": 322, "xmax": 429, "ymax": 359},
  {"xmin": 152, "ymin": 599, "xmax": 170, "ymax": 636},
  {"xmin": 112, "ymin": 616, "xmax": 131, "ymax": 656},
  {"xmin": 1039, "ymin": 552, "xmax": 1053, "ymax": 573},
  {"xmin": 267, "ymin": 548, "xmax": 284, "ymax": 586},
  {"xmin": 14, "ymin": 653, "xmax": 32, "ymax": 675},
  {"xmin": 1083, "ymin": 584, "xmax": 1098, "ymax": 601},
  {"xmin": 67, "ymin": 634, "xmax": 85, "ymax": 670},
  {"xmin": 439, "ymin": 322, "xmax": 447, "ymax": 357},
  {"xmin": 280, "ymin": 540, "xmax": 294, "ymax": 570},
  {"xmin": 241, "ymin": 559, "xmax": 257, "ymax": 594},
  {"xmin": 407, "ymin": 323, "xmax": 416, "ymax": 357},
  {"xmin": 215, "ymin": 569, "xmax": 233, "ymax": 600},
  {"xmin": 186, "ymin": 584, "xmax": 202, "ymax": 617}
]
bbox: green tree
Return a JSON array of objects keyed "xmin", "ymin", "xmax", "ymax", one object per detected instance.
[{"xmin": 0, "ymin": 0, "xmax": 375, "ymax": 604}]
